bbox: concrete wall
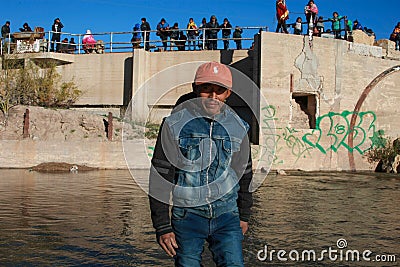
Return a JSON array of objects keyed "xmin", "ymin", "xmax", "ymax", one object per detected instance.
[
  {"xmin": 59, "ymin": 53, "xmax": 133, "ymax": 105},
  {"xmin": 130, "ymin": 49, "xmax": 254, "ymax": 122},
  {"xmin": 256, "ymin": 32, "xmax": 400, "ymax": 171},
  {"xmin": 1, "ymin": 33, "xmax": 399, "ymax": 171}
]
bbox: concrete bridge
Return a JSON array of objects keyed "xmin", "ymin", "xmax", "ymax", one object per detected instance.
[{"xmin": 1, "ymin": 32, "xmax": 400, "ymax": 171}]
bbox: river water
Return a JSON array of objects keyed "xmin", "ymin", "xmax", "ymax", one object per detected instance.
[{"xmin": 0, "ymin": 170, "xmax": 398, "ymax": 266}]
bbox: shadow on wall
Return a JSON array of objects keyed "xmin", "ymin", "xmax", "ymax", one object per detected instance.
[
  {"xmin": 220, "ymin": 50, "xmax": 260, "ymax": 144},
  {"xmin": 123, "ymin": 57, "xmax": 133, "ymax": 106}
]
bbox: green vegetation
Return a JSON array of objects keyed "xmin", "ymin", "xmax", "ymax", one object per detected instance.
[
  {"xmin": 0, "ymin": 57, "xmax": 81, "ymax": 122},
  {"xmin": 365, "ymin": 137, "xmax": 400, "ymax": 172},
  {"xmin": 144, "ymin": 122, "xmax": 160, "ymax": 139}
]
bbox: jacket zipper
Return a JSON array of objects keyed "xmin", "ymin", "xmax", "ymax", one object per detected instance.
[{"xmin": 205, "ymin": 119, "xmax": 214, "ymax": 217}]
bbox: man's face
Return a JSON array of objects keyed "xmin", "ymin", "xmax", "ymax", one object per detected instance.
[{"xmin": 196, "ymin": 83, "xmax": 231, "ymax": 116}]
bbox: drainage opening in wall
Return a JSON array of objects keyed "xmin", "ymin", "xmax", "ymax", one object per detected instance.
[{"xmin": 291, "ymin": 93, "xmax": 317, "ymax": 129}]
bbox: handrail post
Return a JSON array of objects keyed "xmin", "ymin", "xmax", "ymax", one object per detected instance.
[
  {"xmin": 110, "ymin": 32, "xmax": 113, "ymax": 53},
  {"xmin": 48, "ymin": 31, "xmax": 51, "ymax": 52},
  {"xmin": 144, "ymin": 30, "xmax": 147, "ymax": 50},
  {"xmin": 78, "ymin": 34, "xmax": 81, "ymax": 54},
  {"xmin": 7, "ymin": 33, "xmax": 11, "ymax": 54},
  {"xmin": 202, "ymin": 28, "xmax": 205, "ymax": 50}
]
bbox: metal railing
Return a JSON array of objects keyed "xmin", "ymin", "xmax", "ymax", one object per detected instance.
[
  {"xmin": 1, "ymin": 26, "xmax": 268, "ymax": 55},
  {"xmin": 285, "ymin": 15, "xmax": 355, "ymax": 38}
]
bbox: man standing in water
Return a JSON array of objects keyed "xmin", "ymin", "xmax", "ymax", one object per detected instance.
[{"xmin": 149, "ymin": 62, "xmax": 253, "ymax": 266}]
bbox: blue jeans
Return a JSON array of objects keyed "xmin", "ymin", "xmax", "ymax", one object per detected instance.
[
  {"xmin": 187, "ymin": 35, "xmax": 196, "ymax": 50},
  {"xmin": 172, "ymin": 208, "xmax": 244, "ymax": 267}
]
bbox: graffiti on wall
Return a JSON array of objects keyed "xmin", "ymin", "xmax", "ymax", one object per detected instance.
[
  {"xmin": 148, "ymin": 146, "xmax": 155, "ymax": 157},
  {"xmin": 147, "ymin": 107, "xmax": 384, "ymax": 167},
  {"xmin": 254, "ymin": 106, "xmax": 385, "ymax": 166},
  {"xmin": 255, "ymin": 104, "xmax": 281, "ymax": 165},
  {"xmin": 282, "ymin": 126, "xmax": 314, "ymax": 163},
  {"xmin": 302, "ymin": 110, "xmax": 383, "ymax": 155},
  {"xmin": 254, "ymin": 105, "xmax": 313, "ymax": 165}
]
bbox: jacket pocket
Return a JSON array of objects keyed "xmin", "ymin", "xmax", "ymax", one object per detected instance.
[
  {"xmin": 178, "ymin": 137, "xmax": 202, "ymax": 162},
  {"xmin": 222, "ymin": 138, "xmax": 241, "ymax": 153}
]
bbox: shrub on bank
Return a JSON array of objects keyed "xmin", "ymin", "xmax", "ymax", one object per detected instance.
[
  {"xmin": 0, "ymin": 57, "xmax": 81, "ymax": 120},
  {"xmin": 365, "ymin": 137, "xmax": 400, "ymax": 173}
]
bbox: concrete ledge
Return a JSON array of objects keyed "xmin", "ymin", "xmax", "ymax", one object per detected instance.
[
  {"xmin": 0, "ymin": 140, "xmax": 150, "ymax": 169},
  {"xmin": 352, "ymin": 29, "xmax": 375, "ymax": 46},
  {"xmin": 4, "ymin": 52, "xmax": 75, "ymax": 65},
  {"xmin": 348, "ymin": 42, "xmax": 382, "ymax": 58},
  {"xmin": 375, "ymin": 39, "xmax": 400, "ymax": 60}
]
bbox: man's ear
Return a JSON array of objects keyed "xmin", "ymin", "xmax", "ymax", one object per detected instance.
[{"xmin": 226, "ymin": 89, "xmax": 232, "ymax": 98}]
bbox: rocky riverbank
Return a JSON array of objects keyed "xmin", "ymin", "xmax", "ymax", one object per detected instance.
[
  {"xmin": 0, "ymin": 105, "xmax": 132, "ymax": 141},
  {"xmin": 0, "ymin": 105, "xmax": 154, "ymax": 169}
]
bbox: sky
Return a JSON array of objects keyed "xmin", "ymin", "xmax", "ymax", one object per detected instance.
[{"xmin": 3, "ymin": 0, "xmax": 398, "ymax": 49}]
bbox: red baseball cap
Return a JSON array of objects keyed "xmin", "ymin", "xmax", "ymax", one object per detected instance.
[{"xmin": 194, "ymin": 62, "xmax": 232, "ymax": 89}]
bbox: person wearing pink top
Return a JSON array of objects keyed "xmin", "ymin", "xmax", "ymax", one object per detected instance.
[
  {"xmin": 82, "ymin": 29, "xmax": 97, "ymax": 53},
  {"xmin": 304, "ymin": 0, "xmax": 318, "ymax": 36}
]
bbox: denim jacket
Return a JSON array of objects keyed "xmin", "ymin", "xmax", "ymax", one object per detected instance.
[{"xmin": 149, "ymin": 100, "xmax": 253, "ymax": 238}]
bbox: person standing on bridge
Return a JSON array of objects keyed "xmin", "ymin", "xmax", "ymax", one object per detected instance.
[
  {"xmin": 390, "ymin": 22, "xmax": 400, "ymax": 51},
  {"xmin": 1, "ymin": 21, "xmax": 11, "ymax": 39},
  {"xmin": 131, "ymin": 23, "xmax": 142, "ymax": 49},
  {"xmin": 276, "ymin": 0, "xmax": 289, "ymax": 34},
  {"xmin": 206, "ymin": 15, "xmax": 220, "ymax": 50},
  {"xmin": 304, "ymin": 0, "xmax": 318, "ymax": 37},
  {"xmin": 220, "ymin": 18, "xmax": 232, "ymax": 50},
  {"xmin": 329, "ymin": 12, "xmax": 344, "ymax": 39},
  {"xmin": 141, "ymin": 17, "xmax": 151, "ymax": 51},
  {"xmin": 233, "ymin": 26, "xmax": 243, "ymax": 49},
  {"xmin": 51, "ymin": 18, "xmax": 64, "ymax": 52},
  {"xmin": 156, "ymin": 18, "xmax": 170, "ymax": 51},
  {"xmin": 186, "ymin": 18, "xmax": 198, "ymax": 51}
]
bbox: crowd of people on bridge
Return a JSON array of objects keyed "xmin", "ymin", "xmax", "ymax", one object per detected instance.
[
  {"xmin": 1, "ymin": 1, "xmax": 398, "ymax": 53},
  {"xmin": 136, "ymin": 15, "xmax": 244, "ymax": 51},
  {"xmin": 0, "ymin": 15, "xmax": 246, "ymax": 53},
  {"xmin": 275, "ymin": 0, "xmax": 377, "ymax": 41}
]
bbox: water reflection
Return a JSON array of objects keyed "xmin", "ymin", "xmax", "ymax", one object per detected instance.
[{"xmin": 0, "ymin": 170, "xmax": 398, "ymax": 266}]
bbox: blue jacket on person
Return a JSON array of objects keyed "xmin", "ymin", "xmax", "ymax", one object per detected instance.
[
  {"xmin": 353, "ymin": 21, "xmax": 363, "ymax": 30},
  {"xmin": 157, "ymin": 21, "xmax": 170, "ymax": 37},
  {"xmin": 149, "ymin": 99, "xmax": 253, "ymax": 238},
  {"xmin": 133, "ymin": 23, "xmax": 141, "ymax": 39}
]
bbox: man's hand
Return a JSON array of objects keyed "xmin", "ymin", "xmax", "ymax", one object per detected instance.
[
  {"xmin": 240, "ymin": 221, "xmax": 249, "ymax": 235},
  {"xmin": 159, "ymin": 232, "xmax": 178, "ymax": 257}
]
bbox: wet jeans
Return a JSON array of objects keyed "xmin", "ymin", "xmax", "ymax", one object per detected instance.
[{"xmin": 172, "ymin": 208, "xmax": 244, "ymax": 267}]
